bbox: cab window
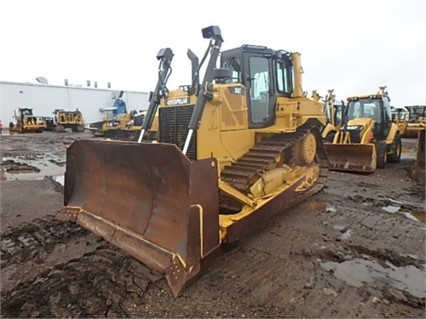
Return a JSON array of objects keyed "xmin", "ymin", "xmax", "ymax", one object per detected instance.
[
  {"xmin": 276, "ymin": 61, "xmax": 292, "ymax": 96},
  {"xmin": 222, "ymin": 58, "xmax": 241, "ymax": 83},
  {"xmin": 249, "ymin": 57, "xmax": 270, "ymax": 124}
]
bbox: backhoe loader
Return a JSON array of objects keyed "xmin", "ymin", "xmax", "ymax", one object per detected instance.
[
  {"xmin": 391, "ymin": 106, "xmax": 409, "ymax": 136},
  {"xmin": 325, "ymin": 86, "xmax": 402, "ymax": 173},
  {"xmin": 57, "ymin": 26, "xmax": 329, "ymax": 298},
  {"xmin": 401, "ymin": 105, "xmax": 426, "ymax": 138},
  {"xmin": 319, "ymin": 89, "xmax": 344, "ymax": 142}
]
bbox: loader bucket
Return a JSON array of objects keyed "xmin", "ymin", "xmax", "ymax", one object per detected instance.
[
  {"xmin": 324, "ymin": 143, "xmax": 377, "ymax": 173},
  {"xmin": 57, "ymin": 139, "xmax": 220, "ymax": 297}
]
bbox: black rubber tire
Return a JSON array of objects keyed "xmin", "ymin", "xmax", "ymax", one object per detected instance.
[
  {"xmin": 376, "ymin": 141, "xmax": 387, "ymax": 169},
  {"xmin": 387, "ymin": 133, "xmax": 402, "ymax": 163}
]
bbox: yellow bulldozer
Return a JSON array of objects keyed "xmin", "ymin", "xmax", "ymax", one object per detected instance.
[
  {"xmin": 9, "ymin": 108, "xmax": 46, "ymax": 133},
  {"xmin": 57, "ymin": 26, "xmax": 329, "ymax": 297},
  {"xmin": 53, "ymin": 109, "xmax": 85, "ymax": 132},
  {"xmin": 89, "ymin": 112, "xmax": 135, "ymax": 138},
  {"xmin": 88, "ymin": 91, "xmax": 142, "ymax": 138},
  {"xmin": 100, "ymin": 110, "xmax": 147, "ymax": 140},
  {"xmin": 325, "ymin": 86, "xmax": 403, "ymax": 173}
]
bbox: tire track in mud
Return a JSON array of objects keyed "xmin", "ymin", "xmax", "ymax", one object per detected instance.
[
  {"xmin": 0, "ymin": 215, "xmax": 168, "ymax": 318},
  {"xmin": 2, "ymin": 154, "xmax": 425, "ymax": 318},
  {"xmin": 1, "ymin": 247, "xmax": 163, "ymax": 318},
  {"xmin": 4, "ymin": 195, "xmax": 423, "ymax": 318},
  {"xmin": 0, "ymin": 215, "xmax": 103, "ymax": 294},
  {"xmin": 1, "ymin": 216, "xmax": 87, "ymax": 266},
  {"xmin": 196, "ymin": 193, "xmax": 425, "ymax": 318}
]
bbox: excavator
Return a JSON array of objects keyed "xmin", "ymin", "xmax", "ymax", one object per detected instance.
[
  {"xmin": 324, "ymin": 86, "xmax": 403, "ymax": 173},
  {"xmin": 57, "ymin": 26, "xmax": 329, "ymax": 298}
]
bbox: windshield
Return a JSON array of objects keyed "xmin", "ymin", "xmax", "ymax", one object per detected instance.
[
  {"xmin": 335, "ymin": 103, "xmax": 343, "ymax": 126},
  {"xmin": 222, "ymin": 57, "xmax": 241, "ymax": 83},
  {"xmin": 411, "ymin": 106, "xmax": 426, "ymax": 117},
  {"xmin": 347, "ymin": 99, "xmax": 382, "ymax": 123}
]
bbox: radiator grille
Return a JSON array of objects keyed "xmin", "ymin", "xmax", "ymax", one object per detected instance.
[
  {"xmin": 159, "ymin": 106, "xmax": 197, "ymax": 160},
  {"xmin": 348, "ymin": 128, "xmax": 362, "ymax": 143}
]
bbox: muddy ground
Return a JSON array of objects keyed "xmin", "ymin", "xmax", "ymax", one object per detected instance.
[{"xmin": 0, "ymin": 130, "xmax": 425, "ymax": 318}]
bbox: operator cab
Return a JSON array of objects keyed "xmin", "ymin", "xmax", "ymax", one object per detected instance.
[
  {"xmin": 404, "ymin": 105, "xmax": 426, "ymax": 122},
  {"xmin": 221, "ymin": 45, "xmax": 294, "ymax": 129},
  {"xmin": 19, "ymin": 108, "xmax": 34, "ymax": 117},
  {"xmin": 346, "ymin": 94, "xmax": 392, "ymax": 139}
]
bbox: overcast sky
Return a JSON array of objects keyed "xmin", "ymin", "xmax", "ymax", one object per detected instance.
[{"xmin": 1, "ymin": 0, "xmax": 424, "ymax": 107}]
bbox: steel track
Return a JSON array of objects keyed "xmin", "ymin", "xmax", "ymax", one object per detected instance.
[{"xmin": 219, "ymin": 124, "xmax": 329, "ymax": 213}]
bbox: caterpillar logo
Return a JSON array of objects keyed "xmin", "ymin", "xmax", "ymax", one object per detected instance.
[
  {"xmin": 166, "ymin": 97, "xmax": 190, "ymax": 106},
  {"xmin": 228, "ymin": 86, "xmax": 245, "ymax": 95}
]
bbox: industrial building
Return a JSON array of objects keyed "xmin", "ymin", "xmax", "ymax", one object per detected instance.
[{"xmin": 0, "ymin": 80, "xmax": 150, "ymax": 127}]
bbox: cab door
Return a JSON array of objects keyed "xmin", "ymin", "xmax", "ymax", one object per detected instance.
[{"xmin": 245, "ymin": 55, "xmax": 275, "ymax": 128}]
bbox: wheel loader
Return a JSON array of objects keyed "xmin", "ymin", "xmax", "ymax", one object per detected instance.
[
  {"xmin": 324, "ymin": 86, "xmax": 403, "ymax": 173},
  {"xmin": 9, "ymin": 108, "xmax": 46, "ymax": 133},
  {"xmin": 57, "ymin": 26, "xmax": 329, "ymax": 298}
]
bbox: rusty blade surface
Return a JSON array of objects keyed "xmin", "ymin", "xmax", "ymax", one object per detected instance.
[
  {"xmin": 61, "ymin": 139, "xmax": 220, "ymax": 297},
  {"xmin": 324, "ymin": 143, "xmax": 377, "ymax": 173}
]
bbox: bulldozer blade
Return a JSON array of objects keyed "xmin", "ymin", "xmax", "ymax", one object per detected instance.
[
  {"xmin": 57, "ymin": 139, "xmax": 220, "ymax": 297},
  {"xmin": 324, "ymin": 143, "xmax": 377, "ymax": 173}
]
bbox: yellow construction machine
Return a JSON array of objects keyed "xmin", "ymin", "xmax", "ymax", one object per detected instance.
[
  {"xmin": 89, "ymin": 112, "xmax": 135, "ymax": 138},
  {"xmin": 53, "ymin": 109, "xmax": 85, "ymax": 132},
  {"xmin": 320, "ymin": 89, "xmax": 344, "ymax": 142},
  {"xmin": 57, "ymin": 26, "xmax": 329, "ymax": 297},
  {"xmin": 401, "ymin": 105, "xmax": 426, "ymax": 138},
  {"xmin": 89, "ymin": 91, "xmax": 141, "ymax": 138},
  {"xmin": 89, "ymin": 113, "xmax": 130, "ymax": 137},
  {"xmin": 103, "ymin": 110, "xmax": 147, "ymax": 140},
  {"xmin": 391, "ymin": 106, "xmax": 409, "ymax": 135},
  {"xmin": 325, "ymin": 86, "xmax": 403, "ymax": 173},
  {"xmin": 9, "ymin": 108, "xmax": 46, "ymax": 133}
]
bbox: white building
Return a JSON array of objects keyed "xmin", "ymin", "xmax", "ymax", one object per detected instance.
[{"xmin": 0, "ymin": 81, "xmax": 150, "ymax": 126}]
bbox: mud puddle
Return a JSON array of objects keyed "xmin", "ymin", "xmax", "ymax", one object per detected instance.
[
  {"xmin": 381, "ymin": 203, "xmax": 425, "ymax": 222},
  {"xmin": 1, "ymin": 156, "xmax": 65, "ymax": 182},
  {"xmin": 321, "ymin": 258, "xmax": 425, "ymax": 298}
]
